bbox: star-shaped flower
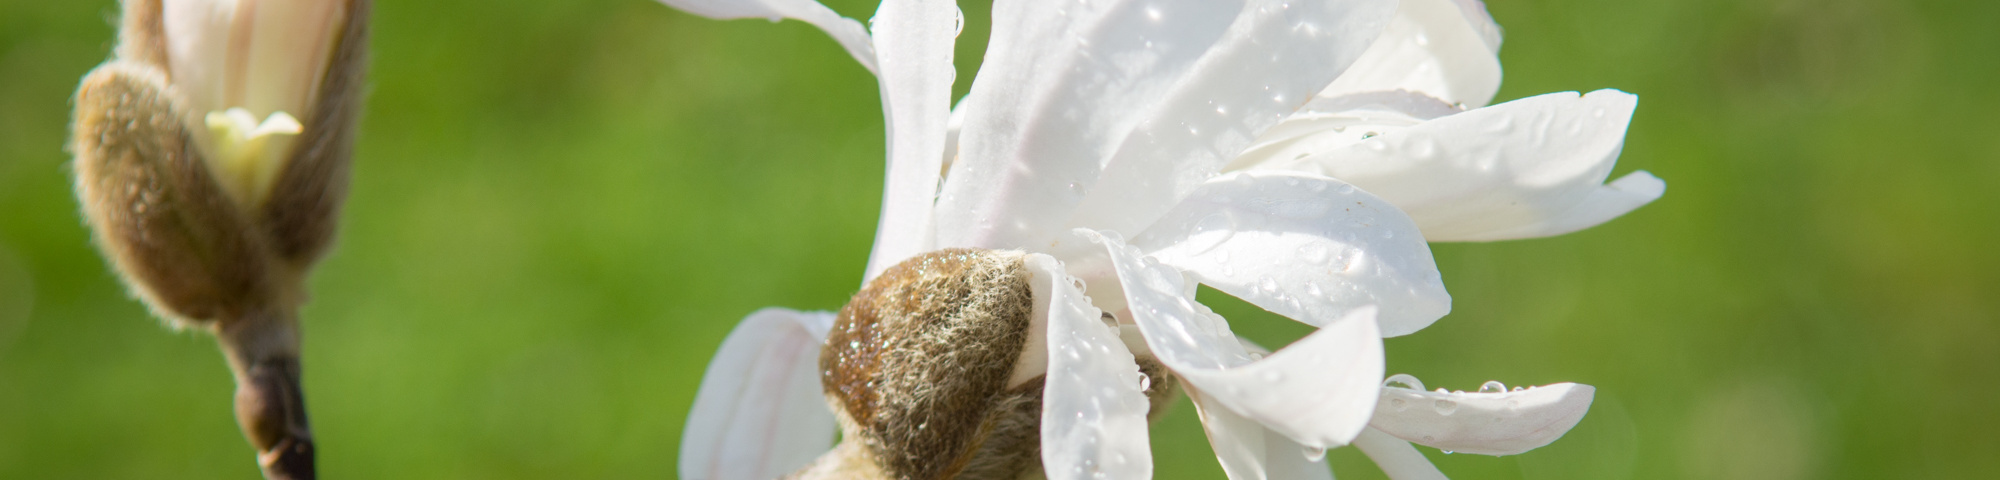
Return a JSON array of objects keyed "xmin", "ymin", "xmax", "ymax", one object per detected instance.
[{"xmin": 663, "ymin": 0, "xmax": 1659, "ymax": 478}]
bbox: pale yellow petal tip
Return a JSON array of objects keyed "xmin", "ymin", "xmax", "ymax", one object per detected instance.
[{"xmin": 201, "ymin": 108, "xmax": 303, "ymax": 207}]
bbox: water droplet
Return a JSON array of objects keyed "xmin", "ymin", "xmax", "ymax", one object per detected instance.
[
  {"xmin": 766, "ymin": 16, "xmax": 784, "ymax": 23},
  {"xmin": 1511, "ymin": 386, "xmax": 1525, "ymax": 392},
  {"xmin": 1259, "ymin": 277, "xmax": 1280, "ymax": 294},
  {"xmin": 1442, "ymin": 450, "xmax": 1455, "ymax": 455},
  {"xmin": 1336, "ymin": 184, "xmax": 1355, "ymax": 195},
  {"xmin": 1479, "ymin": 380, "xmax": 1506, "ymax": 393},
  {"xmin": 1434, "ymin": 399, "xmax": 1459, "ymax": 415},
  {"xmin": 1303, "ymin": 281, "xmax": 1324, "ymax": 297},
  {"xmin": 1389, "ymin": 398, "xmax": 1408, "ymax": 411},
  {"xmin": 1383, "ymin": 373, "xmax": 1425, "ymax": 391},
  {"xmin": 1303, "ymin": 446, "xmax": 1327, "ymax": 461},
  {"xmin": 952, "ymin": 8, "xmax": 966, "ymax": 35},
  {"xmin": 1138, "ymin": 374, "xmax": 1152, "ymax": 391}
]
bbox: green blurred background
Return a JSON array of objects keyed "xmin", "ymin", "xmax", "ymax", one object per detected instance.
[{"xmin": 2, "ymin": 0, "xmax": 1996, "ymax": 478}]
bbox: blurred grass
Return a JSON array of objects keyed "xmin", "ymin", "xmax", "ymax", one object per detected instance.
[{"xmin": 1, "ymin": 0, "xmax": 1995, "ymax": 478}]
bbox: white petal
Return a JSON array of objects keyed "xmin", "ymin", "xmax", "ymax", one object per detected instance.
[
  {"xmin": 1448, "ymin": 0, "xmax": 1503, "ymax": 52},
  {"xmin": 1320, "ymin": 0, "xmax": 1503, "ymax": 108},
  {"xmin": 1027, "ymin": 254, "xmax": 1154, "ymax": 480},
  {"xmin": 1371, "ymin": 382, "xmax": 1595, "ymax": 456},
  {"xmin": 1230, "ymin": 91, "xmax": 1462, "ymax": 173},
  {"xmin": 1065, "ymin": 0, "xmax": 1402, "ymax": 239},
  {"xmin": 1354, "ymin": 427, "xmax": 1449, "ymax": 480},
  {"xmin": 861, "ymin": 0, "xmax": 960, "ymax": 281},
  {"xmin": 1084, "ymin": 229, "xmax": 1385, "ymax": 448},
  {"xmin": 1188, "ymin": 388, "xmax": 1337, "ymax": 480},
  {"xmin": 1458, "ymin": 170, "xmax": 1665, "ymax": 240},
  {"xmin": 679, "ymin": 308, "xmax": 837, "ymax": 480},
  {"xmin": 935, "ymin": 0, "xmax": 1258, "ymax": 251},
  {"xmin": 1284, "ymin": 89, "xmax": 1660, "ymax": 242},
  {"xmin": 1131, "ymin": 171, "xmax": 1450, "ymax": 337},
  {"xmin": 654, "ymin": 0, "xmax": 878, "ymax": 73}
]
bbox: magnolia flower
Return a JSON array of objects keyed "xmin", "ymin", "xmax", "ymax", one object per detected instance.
[
  {"xmin": 70, "ymin": 1, "xmax": 367, "ymax": 478},
  {"xmin": 668, "ymin": 0, "xmax": 1655, "ymax": 479}
]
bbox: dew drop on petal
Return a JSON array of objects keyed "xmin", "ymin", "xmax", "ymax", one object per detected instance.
[
  {"xmin": 1303, "ymin": 446, "xmax": 1327, "ymax": 462},
  {"xmin": 1383, "ymin": 373, "xmax": 1425, "ymax": 391},
  {"xmin": 1479, "ymin": 380, "xmax": 1506, "ymax": 393},
  {"xmin": 1434, "ymin": 399, "xmax": 1459, "ymax": 415}
]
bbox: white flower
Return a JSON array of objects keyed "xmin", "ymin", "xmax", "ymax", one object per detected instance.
[
  {"xmin": 664, "ymin": 0, "xmax": 1654, "ymax": 479},
  {"xmin": 163, "ymin": 0, "xmax": 351, "ymax": 207}
]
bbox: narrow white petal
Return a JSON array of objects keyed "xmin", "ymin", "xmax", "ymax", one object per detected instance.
[
  {"xmin": 1371, "ymin": 382, "xmax": 1595, "ymax": 456},
  {"xmin": 1458, "ymin": 170, "xmax": 1665, "ymax": 240},
  {"xmin": 162, "ymin": 0, "xmax": 238, "ymax": 116},
  {"xmin": 1229, "ymin": 91, "xmax": 1461, "ymax": 174},
  {"xmin": 1083, "ymin": 229, "xmax": 1385, "ymax": 448},
  {"xmin": 1284, "ymin": 89, "xmax": 1659, "ymax": 242},
  {"xmin": 679, "ymin": 308, "xmax": 837, "ymax": 480},
  {"xmin": 1320, "ymin": 0, "xmax": 1503, "ymax": 108},
  {"xmin": 1188, "ymin": 389, "xmax": 1337, "ymax": 480},
  {"xmin": 654, "ymin": 0, "xmax": 878, "ymax": 73},
  {"xmin": 1132, "ymin": 171, "xmax": 1450, "ymax": 337},
  {"xmin": 1028, "ymin": 254, "xmax": 1154, "ymax": 480},
  {"xmin": 1354, "ymin": 427, "xmax": 1449, "ymax": 480},
  {"xmin": 935, "ymin": 0, "xmax": 1255, "ymax": 251},
  {"xmin": 861, "ymin": 0, "xmax": 960, "ymax": 281},
  {"xmin": 1066, "ymin": 0, "xmax": 1401, "ymax": 238}
]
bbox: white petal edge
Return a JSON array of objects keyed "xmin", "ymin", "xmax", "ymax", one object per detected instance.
[
  {"xmin": 1354, "ymin": 427, "xmax": 1449, "ymax": 480},
  {"xmin": 1132, "ymin": 171, "xmax": 1450, "ymax": 337},
  {"xmin": 1085, "ymin": 229, "xmax": 1385, "ymax": 448},
  {"xmin": 1028, "ymin": 253, "xmax": 1154, "ymax": 480},
  {"xmin": 679, "ymin": 308, "xmax": 837, "ymax": 480},
  {"xmin": 1371, "ymin": 382, "xmax": 1595, "ymax": 456},
  {"xmin": 1188, "ymin": 388, "xmax": 1337, "ymax": 480},
  {"xmin": 1453, "ymin": 170, "xmax": 1664, "ymax": 240},
  {"xmin": 861, "ymin": 0, "xmax": 960, "ymax": 281},
  {"xmin": 1230, "ymin": 90, "xmax": 1462, "ymax": 174},
  {"xmin": 1064, "ymin": 0, "xmax": 1401, "ymax": 239},
  {"xmin": 654, "ymin": 0, "xmax": 879, "ymax": 74},
  {"xmin": 1282, "ymin": 89, "xmax": 1659, "ymax": 242},
  {"xmin": 935, "ymin": 0, "xmax": 1256, "ymax": 251},
  {"xmin": 1319, "ymin": 0, "xmax": 1503, "ymax": 108}
]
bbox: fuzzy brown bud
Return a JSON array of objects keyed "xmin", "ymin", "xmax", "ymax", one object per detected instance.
[
  {"xmin": 803, "ymin": 250, "xmax": 1182, "ymax": 480},
  {"xmin": 67, "ymin": 1, "xmax": 370, "ymax": 478}
]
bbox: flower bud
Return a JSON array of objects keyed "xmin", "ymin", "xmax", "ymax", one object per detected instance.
[
  {"xmin": 73, "ymin": 0, "xmax": 368, "ymax": 326},
  {"xmin": 69, "ymin": 2, "xmax": 368, "ymax": 479},
  {"xmin": 811, "ymin": 249, "xmax": 1180, "ymax": 480}
]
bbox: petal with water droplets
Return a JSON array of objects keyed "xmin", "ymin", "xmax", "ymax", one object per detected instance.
[
  {"xmin": 936, "ymin": 0, "xmax": 1252, "ymax": 251},
  {"xmin": 1085, "ymin": 229, "xmax": 1385, "ymax": 447},
  {"xmin": 653, "ymin": 0, "xmax": 878, "ymax": 73},
  {"xmin": 1371, "ymin": 382, "xmax": 1596, "ymax": 456},
  {"xmin": 1028, "ymin": 254, "xmax": 1154, "ymax": 480},
  {"xmin": 861, "ymin": 0, "xmax": 960, "ymax": 281},
  {"xmin": 679, "ymin": 308, "xmax": 837, "ymax": 480},
  {"xmin": 1064, "ymin": 0, "xmax": 1401, "ymax": 238},
  {"xmin": 1319, "ymin": 0, "xmax": 1504, "ymax": 108},
  {"xmin": 1282, "ymin": 89, "xmax": 1661, "ymax": 242},
  {"xmin": 1188, "ymin": 388, "xmax": 1337, "ymax": 480},
  {"xmin": 1131, "ymin": 171, "xmax": 1449, "ymax": 337}
]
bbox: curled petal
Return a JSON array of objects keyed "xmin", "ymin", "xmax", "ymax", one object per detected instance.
[
  {"xmin": 861, "ymin": 0, "xmax": 960, "ymax": 281},
  {"xmin": 1320, "ymin": 0, "xmax": 1503, "ymax": 108},
  {"xmin": 1085, "ymin": 229, "xmax": 1384, "ymax": 448},
  {"xmin": 1027, "ymin": 254, "xmax": 1154, "ymax": 480},
  {"xmin": 654, "ymin": 0, "xmax": 878, "ymax": 73},
  {"xmin": 1283, "ymin": 89, "xmax": 1661, "ymax": 242},
  {"xmin": 1132, "ymin": 171, "xmax": 1450, "ymax": 337},
  {"xmin": 679, "ymin": 308, "xmax": 837, "ymax": 480},
  {"xmin": 1371, "ymin": 382, "xmax": 1595, "ymax": 456},
  {"xmin": 1353, "ymin": 427, "xmax": 1449, "ymax": 480},
  {"xmin": 1189, "ymin": 388, "xmax": 1336, "ymax": 480}
]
